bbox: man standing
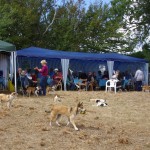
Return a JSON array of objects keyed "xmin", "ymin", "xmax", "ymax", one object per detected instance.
[
  {"xmin": 134, "ymin": 68, "xmax": 144, "ymax": 91},
  {"xmin": 34, "ymin": 60, "xmax": 48, "ymax": 95}
]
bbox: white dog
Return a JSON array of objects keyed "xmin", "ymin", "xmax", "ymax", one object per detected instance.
[
  {"xmin": 90, "ymin": 99, "xmax": 108, "ymax": 107},
  {"xmin": 95, "ymin": 99, "xmax": 108, "ymax": 107}
]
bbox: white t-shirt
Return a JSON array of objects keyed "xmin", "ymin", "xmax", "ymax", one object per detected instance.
[{"xmin": 134, "ymin": 70, "xmax": 144, "ymax": 81}]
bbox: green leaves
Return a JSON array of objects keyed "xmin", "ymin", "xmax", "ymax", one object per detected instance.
[{"xmin": 0, "ymin": 0, "xmax": 137, "ymax": 54}]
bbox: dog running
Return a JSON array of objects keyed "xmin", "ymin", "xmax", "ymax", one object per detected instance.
[
  {"xmin": 0, "ymin": 92, "xmax": 18, "ymax": 109},
  {"xmin": 49, "ymin": 102, "xmax": 86, "ymax": 131}
]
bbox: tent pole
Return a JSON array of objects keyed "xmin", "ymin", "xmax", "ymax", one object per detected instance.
[
  {"xmin": 14, "ymin": 51, "xmax": 17, "ymax": 92},
  {"xmin": 145, "ymin": 63, "xmax": 149, "ymax": 85},
  {"xmin": 107, "ymin": 61, "xmax": 114, "ymax": 79},
  {"xmin": 10, "ymin": 52, "xmax": 14, "ymax": 80},
  {"xmin": 61, "ymin": 59, "xmax": 69, "ymax": 91}
]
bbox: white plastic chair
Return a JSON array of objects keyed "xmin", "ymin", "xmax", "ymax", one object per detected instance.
[{"xmin": 105, "ymin": 79, "xmax": 120, "ymax": 94}]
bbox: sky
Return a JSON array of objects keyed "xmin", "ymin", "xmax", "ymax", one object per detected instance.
[
  {"xmin": 86, "ymin": 0, "xmax": 111, "ymax": 6},
  {"xmin": 57, "ymin": 0, "xmax": 111, "ymax": 7}
]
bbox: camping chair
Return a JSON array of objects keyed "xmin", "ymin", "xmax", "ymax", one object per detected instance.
[
  {"xmin": 78, "ymin": 79, "xmax": 87, "ymax": 91},
  {"xmin": 87, "ymin": 80, "xmax": 97, "ymax": 91},
  {"xmin": 88, "ymin": 82, "xmax": 94, "ymax": 91},
  {"xmin": 125, "ymin": 79, "xmax": 135, "ymax": 91},
  {"xmin": 52, "ymin": 79, "xmax": 62, "ymax": 91},
  {"xmin": 0, "ymin": 70, "xmax": 5, "ymax": 90},
  {"xmin": 56, "ymin": 79, "xmax": 62, "ymax": 90},
  {"xmin": 73, "ymin": 78, "xmax": 80, "ymax": 90},
  {"xmin": 105, "ymin": 79, "xmax": 121, "ymax": 94}
]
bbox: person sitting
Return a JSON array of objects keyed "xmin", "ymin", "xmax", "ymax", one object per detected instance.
[
  {"xmin": 49, "ymin": 68, "xmax": 54, "ymax": 78},
  {"xmin": 31, "ymin": 71, "xmax": 37, "ymax": 83},
  {"xmin": 12, "ymin": 67, "xmax": 22, "ymax": 87},
  {"xmin": 97, "ymin": 70, "xmax": 102, "ymax": 82},
  {"xmin": 111, "ymin": 70, "xmax": 122, "ymax": 90},
  {"xmin": 47, "ymin": 68, "xmax": 54, "ymax": 86},
  {"xmin": 102, "ymin": 71, "xmax": 109, "ymax": 80},
  {"xmin": 19, "ymin": 70, "xmax": 37, "ymax": 94},
  {"xmin": 92, "ymin": 72, "xmax": 98, "ymax": 89},
  {"xmin": 87, "ymin": 72, "xmax": 95, "ymax": 90},
  {"xmin": 112, "ymin": 70, "xmax": 120, "ymax": 80},
  {"xmin": 53, "ymin": 68, "xmax": 62, "ymax": 82},
  {"xmin": 124, "ymin": 71, "xmax": 132, "ymax": 80},
  {"xmin": 122, "ymin": 71, "xmax": 132, "ymax": 90},
  {"xmin": 99, "ymin": 71, "xmax": 109, "ymax": 89},
  {"xmin": 27, "ymin": 73, "xmax": 37, "ymax": 87},
  {"xmin": 50, "ymin": 68, "xmax": 63, "ymax": 90},
  {"xmin": 19, "ymin": 70, "xmax": 28, "ymax": 92},
  {"xmin": 0, "ymin": 70, "xmax": 5, "ymax": 90},
  {"xmin": 79, "ymin": 71, "xmax": 87, "ymax": 80},
  {"xmin": 77, "ymin": 72, "xmax": 87, "ymax": 90},
  {"xmin": 67, "ymin": 69, "xmax": 76, "ymax": 90}
]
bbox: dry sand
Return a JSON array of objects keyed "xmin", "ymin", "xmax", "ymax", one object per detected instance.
[{"xmin": 0, "ymin": 91, "xmax": 150, "ymax": 150}]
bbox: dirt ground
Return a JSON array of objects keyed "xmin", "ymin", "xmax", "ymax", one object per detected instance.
[{"xmin": 0, "ymin": 91, "xmax": 150, "ymax": 150}]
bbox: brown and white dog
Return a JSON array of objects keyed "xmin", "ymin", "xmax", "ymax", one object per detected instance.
[
  {"xmin": 0, "ymin": 92, "xmax": 18, "ymax": 109},
  {"xmin": 142, "ymin": 85, "xmax": 150, "ymax": 92},
  {"xmin": 53, "ymin": 95, "xmax": 62, "ymax": 102},
  {"xmin": 49, "ymin": 102, "xmax": 86, "ymax": 131},
  {"xmin": 26, "ymin": 86, "xmax": 41, "ymax": 97},
  {"xmin": 46, "ymin": 86, "xmax": 56, "ymax": 95}
]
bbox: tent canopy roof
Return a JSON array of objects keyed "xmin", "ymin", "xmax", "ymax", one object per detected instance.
[
  {"xmin": 0, "ymin": 40, "xmax": 16, "ymax": 52},
  {"xmin": 17, "ymin": 46, "xmax": 148, "ymax": 63}
]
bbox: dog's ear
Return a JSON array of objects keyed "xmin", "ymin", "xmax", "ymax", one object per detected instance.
[
  {"xmin": 77, "ymin": 102, "xmax": 83, "ymax": 108},
  {"xmin": 80, "ymin": 102, "xmax": 83, "ymax": 105},
  {"xmin": 77, "ymin": 102, "xmax": 81, "ymax": 107},
  {"xmin": 11, "ymin": 92, "xmax": 16, "ymax": 95}
]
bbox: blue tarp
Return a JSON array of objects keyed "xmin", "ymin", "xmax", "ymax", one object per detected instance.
[{"xmin": 17, "ymin": 46, "xmax": 148, "ymax": 63}]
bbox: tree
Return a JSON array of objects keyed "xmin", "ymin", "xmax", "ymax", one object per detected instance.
[
  {"xmin": 126, "ymin": 0, "xmax": 150, "ymax": 41},
  {"xmin": 0, "ymin": 0, "xmax": 135, "ymax": 54},
  {"xmin": 79, "ymin": 1, "xmax": 131, "ymax": 53},
  {"xmin": 120, "ymin": 0, "xmax": 150, "ymax": 51},
  {"xmin": 45, "ymin": 0, "xmax": 86, "ymax": 51},
  {"xmin": 0, "ymin": 0, "xmax": 55, "ymax": 49}
]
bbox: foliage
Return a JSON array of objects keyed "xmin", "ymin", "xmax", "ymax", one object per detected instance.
[
  {"xmin": 0, "ymin": 0, "xmax": 54, "ymax": 49},
  {"xmin": 130, "ymin": 43, "xmax": 150, "ymax": 66},
  {"xmin": 126, "ymin": 0, "xmax": 150, "ymax": 41},
  {"xmin": 0, "ymin": 0, "xmax": 143, "ymax": 54}
]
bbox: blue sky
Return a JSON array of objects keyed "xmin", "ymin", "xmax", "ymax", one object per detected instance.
[
  {"xmin": 86, "ymin": 0, "xmax": 111, "ymax": 5},
  {"xmin": 57, "ymin": 0, "xmax": 111, "ymax": 7}
]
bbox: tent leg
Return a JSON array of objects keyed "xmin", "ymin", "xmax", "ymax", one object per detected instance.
[
  {"xmin": 10, "ymin": 52, "xmax": 14, "ymax": 80},
  {"xmin": 61, "ymin": 59, "xmax": 70, "ymax": 91},
  {"xmin": 14, "ymin": 52, "xmax": 17, "ymax": 93},
  {"xmin": 107, "ymin": 61, "xmax": 114, "ymax": 79}
]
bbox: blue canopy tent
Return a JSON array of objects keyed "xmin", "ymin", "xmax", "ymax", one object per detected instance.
[{"xmin": 16, "ymin": 47, "xmax": 149, "ymax": 90}]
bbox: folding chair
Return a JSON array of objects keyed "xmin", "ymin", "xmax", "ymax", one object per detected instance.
[
  {"xmin": 56, "ymin": 79, "xmax": 62, "ymax": 90},
  {"xmin": 78, "ymin": 79, "xmax": 87, "ymax": 91}
]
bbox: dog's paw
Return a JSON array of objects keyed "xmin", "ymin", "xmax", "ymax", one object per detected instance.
[{"xmin": 75, "ymin": 127, "xmax": 79, "ymax": 131}]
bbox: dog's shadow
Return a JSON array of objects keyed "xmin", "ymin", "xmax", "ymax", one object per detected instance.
[{"xmin": 77, "ymin": 124, "xmax": 100, "ymax": 131}]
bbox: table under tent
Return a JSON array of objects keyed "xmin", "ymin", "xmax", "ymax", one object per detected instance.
[
  {"xmin": 0, "ymin": 40, "xmax": 16, "ymax": 91},
  {"xmin": 16, "ymin": 47, "xmax": 149, "ymax": 91}
]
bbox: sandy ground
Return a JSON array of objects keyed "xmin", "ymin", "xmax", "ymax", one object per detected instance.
[{"xmin": 0, "ymin": 91, "xmax": 150, "ymax": 150}]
